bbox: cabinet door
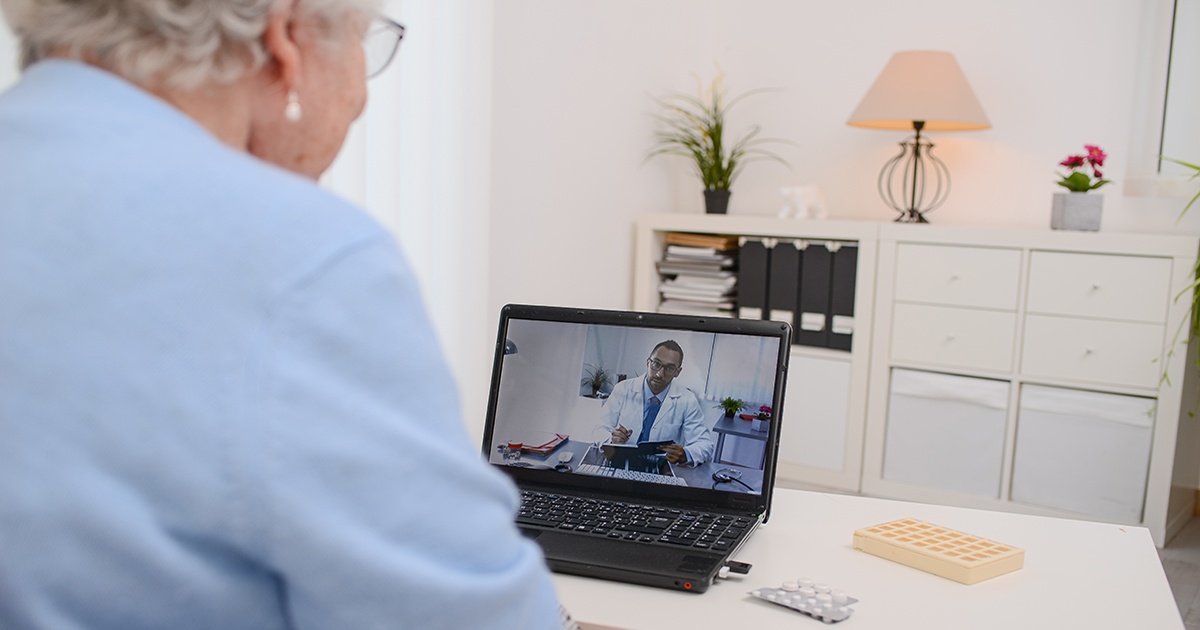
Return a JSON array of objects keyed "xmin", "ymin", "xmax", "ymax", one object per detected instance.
[
  {"xmin": 1020, "ymin": 315, "xmax": 1164, "ymax": 388},
  {"xmin": 1026, "ymin": 251, "xmax": 1171, "ymax": 323},
  {"xmin": 882, "ymin": 369, "xmax": 1009, "ymax": 498},
  {"xmin": 1010, "ymin": 385, "xmax": 1155, "ymax": 522},
  {"xmin": 891, "ymin": 303, "xmax": 1016, "ymax": 372},
  {"xmin": 894, "ymin": 244, "xmax": 1021, "ymax": 310},
  {"xmin": 777, "ymin": 354, "xmax": 851, "ymax": 472}
]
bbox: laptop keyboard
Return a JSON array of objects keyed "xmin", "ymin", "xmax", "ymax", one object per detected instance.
[
  {"xmin": 574, "ymin": 463, "xmax": 689, "ymax": 486},
  {"xmin": 517, "ymin": 491, "xmax": 754, "ymax": 552}
]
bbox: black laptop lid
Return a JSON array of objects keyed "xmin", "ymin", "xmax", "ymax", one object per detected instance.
[{"xmin": 482, "ymin": 304, "xmax": 791, "ymax": 518}]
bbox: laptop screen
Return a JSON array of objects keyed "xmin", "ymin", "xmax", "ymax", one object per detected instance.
[{"xmin": 483, "ymin": 306, "xmax": 790, "ymax": 507}]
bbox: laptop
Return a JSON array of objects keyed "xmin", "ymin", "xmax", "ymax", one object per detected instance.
[{"xmin": 482, "ymin": 304, "xmax": 791, "ymax": 593}]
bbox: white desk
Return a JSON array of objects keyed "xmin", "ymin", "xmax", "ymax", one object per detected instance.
[{"xmin": 552, "ymin": 488, "xmax": 1183, "ymax": 629}]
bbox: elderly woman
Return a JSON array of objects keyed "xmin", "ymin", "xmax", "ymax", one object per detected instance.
[{"xmin": 0, "ymin": 1, "xmax": 564, "ymax": 628}]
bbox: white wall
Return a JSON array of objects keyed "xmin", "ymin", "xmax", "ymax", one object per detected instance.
[
  {"xmin": 325, "ymin": 0, "xmax": 498, "ymax": 443},
  {"xmin": 487, "ymin": 0, "xmax": 1200, "ymax": 322}
]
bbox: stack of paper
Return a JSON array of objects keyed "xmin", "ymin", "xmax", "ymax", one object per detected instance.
[{"xmin": 656, "ymin": 233, "xmax": 738, "ymax": 317}]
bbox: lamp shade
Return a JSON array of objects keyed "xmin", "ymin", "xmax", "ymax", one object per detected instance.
[{"xmin": 847, "ymin": 51, "xmax": 990, "ymax": 132}]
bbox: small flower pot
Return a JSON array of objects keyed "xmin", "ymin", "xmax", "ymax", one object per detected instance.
[
  {"xmin": 704, "ymin": 189, "xmax": 731, "ymax": 214},
  {"xmin": 752, "ymin": 418, "xmax": 769, "ymax": 432},
  {"xmin": 1051, "ymin": 192, "xmax": 1102, "ymax": 231}
]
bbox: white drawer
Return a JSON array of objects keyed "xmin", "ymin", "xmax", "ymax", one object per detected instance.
[
  {"xmin": 891, "ymin": 303, "xmax": 1016, "ymax": 372},
  {"xmin": 1020, "ymin": 315, "xmax": 1165, "ymax": 388},
  {"xmin": 1026, "ymin": 251, "xmax": 1172, "ymax": 323},
  {"xmin": 894, "ymin": 244, "xmax": 1021, "ymax": 310}
]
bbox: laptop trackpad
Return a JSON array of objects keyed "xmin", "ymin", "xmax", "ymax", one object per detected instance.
[{"xmin": 530, "ymin": 529, "xmax": 722, "ymax": 576}]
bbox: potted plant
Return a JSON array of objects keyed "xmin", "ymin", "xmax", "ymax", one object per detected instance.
[
  {"xmin": 752, "ymin": 405, "xmax": 772, "ymax": 432},
  {"xmin": 1051, "ymin": 145, "xmax": 1111, "ymax": 231},
  {"xmin": 580, "ymin": 363, "xmax": 613, "ymax": 398},
  {"xmin": 715, "ymin": 397, "xmax": 747, "ymax": 418},
  {"xmin": 647, "ymin": 69, "xmax": 790, "ymax": 214}
]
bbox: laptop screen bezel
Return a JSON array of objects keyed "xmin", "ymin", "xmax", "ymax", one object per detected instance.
[{"xmin": 481, "ymin": 304, "xmax": 791, "ymax": 519}]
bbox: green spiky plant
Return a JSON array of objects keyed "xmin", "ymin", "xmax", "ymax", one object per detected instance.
[
  {"xmin": 1167, "ymin": 158, "xmax": 1200, "ymax": 338},
  {"xmin": 581, "ymin": 363, "xmax": 614, "ymax": 398},
  {"xmin": 647, "ymin": 69, "xmax": 790, "ymax": 191},
  {"xmin": 1158, "ymin": 157, "xmax": 1200, "ymax": 393}
]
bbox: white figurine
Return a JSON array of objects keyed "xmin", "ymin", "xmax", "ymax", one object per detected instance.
[{"xmin": 778, "ymin": 185, "xmax": 829, "ymax": 220}]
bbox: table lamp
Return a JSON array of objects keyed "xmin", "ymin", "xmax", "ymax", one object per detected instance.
[{"xmin": 847, "ymin": 51, "xmax": 990, "ymax": 223}]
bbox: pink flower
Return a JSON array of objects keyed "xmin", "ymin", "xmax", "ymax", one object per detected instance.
[
  {"xmin": 1094, "ymin": 169, "xmax": 1103, "ymax": 179},
  {"xmin": 1060, "ymin": 155, "xmax": 1086, "ymax": 169},
  {"xmin": 1085, "ymin": 144, "xmax": 1107, "ymax": 166}
]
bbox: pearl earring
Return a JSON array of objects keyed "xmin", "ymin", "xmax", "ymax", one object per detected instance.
[{"xmin": 285, "ymin": 90, "xmax": 302, "ymax": 123}]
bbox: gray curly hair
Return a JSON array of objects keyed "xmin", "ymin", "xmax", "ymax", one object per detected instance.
[{"xmin": 0, "ymin": 0, "xmax": 376, "ymax": 90}]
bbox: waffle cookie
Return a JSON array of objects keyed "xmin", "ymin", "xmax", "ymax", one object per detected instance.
[{"xmin": 853, "ymin": 518, "xmax": 1024, "ymax": 585}]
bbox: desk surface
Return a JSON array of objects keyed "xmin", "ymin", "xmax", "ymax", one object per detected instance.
[{"xmin": 552, "ymin": 488, "xmax": 1183, "ymax": 630}]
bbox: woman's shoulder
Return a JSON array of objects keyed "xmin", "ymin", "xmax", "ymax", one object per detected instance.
[{"xmin": 195, "ymin": 149, "xmax": 393, "ymax": 260}]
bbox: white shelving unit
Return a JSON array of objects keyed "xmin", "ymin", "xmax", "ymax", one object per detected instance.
[
  {"xmin": 633, "ymin": 213, "xmax": 879, "ymax": 492},
  {"xmin": 632, "ymin": 213, "xmax": 1200, "ymax": 547},
  {"xmin": 862, "ymin": 223, "xmax": 1200, "ymax": 547}
]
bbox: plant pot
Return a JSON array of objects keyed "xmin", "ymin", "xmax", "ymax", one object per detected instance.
[
  {"xmin": 752, "ymin": 418, "xmax": 769, "ymax": 432},
  {"xmin": 704, "ymin": 189, "xmax": 731, "ymax": 214},
  {"xmin": 1051, "ymin": 192, "xmax": 1102, "ymax": 231},
  {"xmin": 724, "ymin": 409, "xmax": 735, "ymax": 418}
]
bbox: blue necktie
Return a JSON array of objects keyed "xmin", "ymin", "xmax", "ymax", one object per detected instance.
[{"xmin": 639, "ymin": 395, "xmax": 661, "ymax": 444}]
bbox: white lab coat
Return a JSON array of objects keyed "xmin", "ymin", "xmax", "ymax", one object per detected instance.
[{"xmin": 598, "ymin": 377, "xmax": 714, "ymax": 466}]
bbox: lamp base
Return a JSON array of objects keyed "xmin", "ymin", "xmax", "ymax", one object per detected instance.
[
  {"xmin": 896, "ymin": 209, "xmax": 930, "ymax": 223},
  {"xmin": 878, "ymin": 122, "xmax": 949, "ymax": 225}
]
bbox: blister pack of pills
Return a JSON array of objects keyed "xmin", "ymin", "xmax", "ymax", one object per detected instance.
[{"xmin": 749, "ymin": 578, "xmax": 857, "ymax": 623}]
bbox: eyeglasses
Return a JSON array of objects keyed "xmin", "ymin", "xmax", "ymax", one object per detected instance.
[
  {"xmin": 647, "ymin": 358, "xmax": 680, "ymax": 376},
  {"xmin": 363, "ymin": 15, "xmax": 405, "ymax": 79}
]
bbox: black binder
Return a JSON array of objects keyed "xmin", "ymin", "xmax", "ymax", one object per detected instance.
[
  {"xmin": 738, "ymin": 239, "xmax": 770, "ymax": 319},
  {"xmin": 828, "ymin": 245, "xmax": 858, "ymax": 351},
  {"xmin": 766, "ymin": 240, "xmax": 800, "ymax": 328},
  {"xmin": 796, "ymin": 242, "xmax": 832, "ymax": 347}
]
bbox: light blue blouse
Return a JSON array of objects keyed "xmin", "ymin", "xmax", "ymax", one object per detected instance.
[{"xmin": 0, "ymin": 60, "xmax": 561, "ymax": 630}]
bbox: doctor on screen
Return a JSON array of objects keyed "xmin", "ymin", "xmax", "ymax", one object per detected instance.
[{"xmin": 600, "ymin": 341, "xmax": 714, "ymax": 466}]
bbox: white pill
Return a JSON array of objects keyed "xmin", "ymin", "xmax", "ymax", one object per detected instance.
[
  {"xmin": 798, "ymin": 578, "xmax": 814, "ymax": 588},
  {"xmin": 751, "ymin": 590, "xmax": 761, "ymax": 597},
  {"xmin": 799, "ymin": 586, "xmax": 816, "ymax": 597},
  {"xmin": 814, "ymin": 583, "xmax": 831, "ymax": 594},
  {"xmin": 781, "ymin": 581, "xmax": 798, "ymax": 591},
  {"xmin": 839, "ymin": 606, "xmax": 849, "ymax": 614},
  {"xmin": 832, "ymin": 589, "xmax": 848, "ymax": 603},
  {"xmin": 816, "ymin": 593, "xmax": 832, "ymax": 604}
]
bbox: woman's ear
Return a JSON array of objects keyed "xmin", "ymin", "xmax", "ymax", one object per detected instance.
[{"xmin": 261, "ymin": 0, "xmax": 301, "ymax": 89}]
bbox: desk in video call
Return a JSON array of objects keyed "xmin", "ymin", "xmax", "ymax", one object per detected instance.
[{"xmin": 508, "ymin": 439, "xmax": 764, "ymax": 494}]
